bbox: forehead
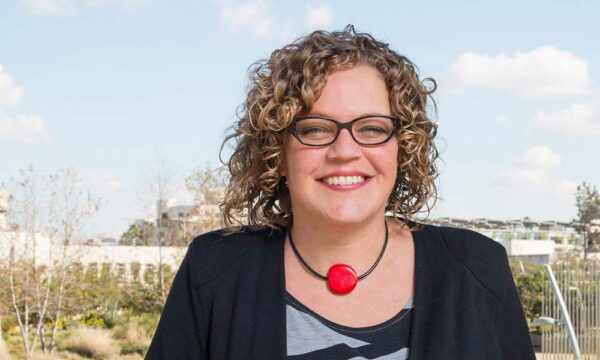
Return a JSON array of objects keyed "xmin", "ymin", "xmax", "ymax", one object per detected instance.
[{"xmin": 311, "ymin": 65, "xmax": 391, "ymax": 120}]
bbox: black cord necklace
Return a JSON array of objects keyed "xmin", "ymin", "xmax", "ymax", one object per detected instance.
[{"xmin": 288, "ymin": 220, "xmax": 389, "ymax": 294}]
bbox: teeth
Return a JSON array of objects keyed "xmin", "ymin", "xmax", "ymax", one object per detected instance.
[{"xmin": 323, "ymin": 176, "xmax": 365, "ymax": 185}]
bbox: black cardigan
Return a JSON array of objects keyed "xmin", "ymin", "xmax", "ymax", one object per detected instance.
[{"xmin": 146, "ymin": 221, "xmax": 536, "ymax": 359}]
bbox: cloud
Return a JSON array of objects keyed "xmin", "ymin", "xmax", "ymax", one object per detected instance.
[
  {"xmin": 496, "ymin": 115, "xmax": 509, "ymax": 124},
  {"xmin": 0, "ymin": 65, "xmax": 25, "ymax": 107},
  {"xmin": 86, "ymin": 0, "xmax": 146, "ymax": 10},
  {"xmin": 496, "ymin": 146, "xmax": 575, "ymax": 201},
  {"xmin": 305, "ymin": 4, "xmax": 333, "ymax": 30},
  {"xmin": 20, "ymin": 0, "xmax": 78, "ymax": 17},
  {"xmin": 532, "ymin": 101, "xmax": 600, "ymax": 137},
  {"xmin": 20, "ymin": 0, "xmax": 146, "ymax": 17},
  {"xmin": 0, "ymin": 64, "xmax": 49, "ymax": 143},
  {"xmin": 445, "ymin": 46, "xmax": 591, "ymax": 97},
  {"xmin": 88, "ymin": 173, "xmax": 123, "ymax": 190},
  {"xmin": 216, "ymin": 0, "xmax": 333, "ymax": 40},
  {"xmin": 220, "ymin": 0, "xmax": 273, "ymax": 38},
  {"xmin": 0, "ymin": 112, "xmax": 49, "ymax": 143}
]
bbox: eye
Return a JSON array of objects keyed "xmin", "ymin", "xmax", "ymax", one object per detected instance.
[
  {"xmin": 299, "ymin": 126, "xmax": 332, "ymax": 136},
  {"xmin": 357, "ymin": 125, "xmax": 388, "ymax": 134}
]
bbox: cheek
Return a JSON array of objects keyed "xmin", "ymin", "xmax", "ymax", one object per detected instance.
[
  {"xmin": 283, "ymin": 146, "xmax": 322, "ymax": 183},
  {"xmin": 379, "ymin": 143, "xmax": 399, "ymax": 172}
]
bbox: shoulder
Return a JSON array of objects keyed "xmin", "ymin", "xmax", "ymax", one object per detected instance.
[
  {"xmin": 419, "ymin": 223, "xmax": 511, "ymax": 299},
  {"xmin": 434, "ymin": 224, "xmax": 507, "ymax": 264},
  {"xmin": 186, "ymin": 225, "xmax": 286, "ymax": 286}
]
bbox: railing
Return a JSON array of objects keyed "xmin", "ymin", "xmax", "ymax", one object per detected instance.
[{"xmin": 539, "ymin": 261, "xmax": 600, "ymax": 359}]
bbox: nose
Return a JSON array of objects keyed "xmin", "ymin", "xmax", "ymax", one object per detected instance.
[{"xmin": 326, "ymin": 128, "xmax": 362, "ymax": 160}]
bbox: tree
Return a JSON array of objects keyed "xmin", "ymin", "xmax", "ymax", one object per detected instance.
[
  {"xmin": 509, "ymin": 260, "xmax": 544, "ymax": 323},
  {"xmin": 119, "ymin": 221, "xmax": 155, "ymax": 246},
  {"xmin": 185, "ymin": 164, "xmax": 228, "ymax": 240},
  {"xmin": 574, "ymin": 182, "xmax": 600, "ymax": 259},
  {"xmin": 2, "ymin": 166, "xmax": 99, "ymax": 356},
  {"xmin": 146, "ymin": 156, "xmax": 178, "ymax": 302}
]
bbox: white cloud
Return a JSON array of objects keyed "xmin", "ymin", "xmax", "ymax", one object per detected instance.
[
  {"xmin": 88, "ymin": 173, "xmax": 123, "ymax": 190},
  {"xmin": 220, "ymin": 0, "xmax": 273, "ymax": 38},
  {"xmin": 496, "ymin": 115, "xmax": 509, "ymax": 124},
  {"xmin": 86, "ymin": 0, "xmax": 146, "ymax": 10},
  {"xmin": 0, "ymin": 65, "xmax": 25, "ymax": 107},
  {"xmin": 513, "ymin": 146, "xmax": 561, "ymax": 170},
  {"xmin": 216, "ymin": 0, "xmax": 333, "ymax": 40},
  {"xmin": 0, "ymin": 111, "xmax": 49, "ymax": 143},
  {"xmin": 305, "ymin": 4, "xmax": 333, "ymax": 30},
  {"xmin": 0, "ymin": 64, "xmax": 49, "ymax": 143},
  {"xmin": 20, "ymin": 0, "xmax": 77, "ymax": 17},
  {"xmin": 20, "ymin": 0, "xmax": 146, "ymax": 17},
  {"xmin": 496, "ymin": 146, "xmax": 574, "ymax": 201},
  {"xmin": 532, "ymin": 101, "xmax": 600, "ymax": 137},
  {"xmin": 445, "ymin": 46, "xmax": 591, "ymax": 97}
]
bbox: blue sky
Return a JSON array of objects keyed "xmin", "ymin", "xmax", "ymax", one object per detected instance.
[{"xmin": 1, "ymin": 0, "xmax": 599, "ymax": 238}]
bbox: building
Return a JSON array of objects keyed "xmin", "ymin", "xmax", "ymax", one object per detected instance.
[
  {"xmin": 1, "ymin": 188, "xmax": 596, "ymax": 274},
  {"xmin": 428, "ymin": 217, "xmax": 583, "ymax": 264}
]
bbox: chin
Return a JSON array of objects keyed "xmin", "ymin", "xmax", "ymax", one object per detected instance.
[{"xmin": 323, "ymin": 205, "xmax": 380, "ymax": 225}]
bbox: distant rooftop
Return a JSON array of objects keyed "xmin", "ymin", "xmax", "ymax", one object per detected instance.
[{"xmin": 427, "ymin": 217, "xmax": 576, "ymax": 230}]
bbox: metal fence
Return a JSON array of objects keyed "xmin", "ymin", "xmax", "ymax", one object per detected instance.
[{"xmin": 540, "ymin": 261, "xmax": 600, "ymax": 359}]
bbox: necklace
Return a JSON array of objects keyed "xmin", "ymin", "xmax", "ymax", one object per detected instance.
[{"xmin": 288, "ymin": 220, "xmax": 389, "ymax": 295}]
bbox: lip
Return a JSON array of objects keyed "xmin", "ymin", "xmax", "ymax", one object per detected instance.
[
  {"xmin": 317, "ymin": 171, "xmax": 371, "ymax": 191},
  {"xmin": 319, "ymin": 170, "xmax": 371, "ymax": 178}
]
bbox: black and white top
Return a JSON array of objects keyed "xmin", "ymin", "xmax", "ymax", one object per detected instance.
[{"xmin": 286, "ymin": 292, "xmax": 413, "ymax": 359}]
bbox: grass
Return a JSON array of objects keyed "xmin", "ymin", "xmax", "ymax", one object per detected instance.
[
  {"xmin": 115, "ymin": 319, "xmax": 151, "ymax": 356},
  {"xmin": 0, "ymin": 336, "xmax": 11, "ymax": 360},
  {"xmin": 0, "ymin": 311, "xmax": 160, "ymax": 359},
  {"xmin": 62, "ymin": 328, "xmax": 119, "ymax": 359}
]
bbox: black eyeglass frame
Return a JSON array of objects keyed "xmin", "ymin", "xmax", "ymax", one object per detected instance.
[{"xmin": 289, "ymin": 115, "xmax": 400, "ymax": 146}]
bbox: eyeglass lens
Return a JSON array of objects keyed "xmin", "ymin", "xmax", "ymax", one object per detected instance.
[{"xmin": 294, "ymin": 117, "xmax": 395, "ymax": 145}]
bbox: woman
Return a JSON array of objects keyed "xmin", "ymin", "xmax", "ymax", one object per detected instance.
[{"xmin": 146, "ymin": 26, "xmax": 535, "ymax": 359}]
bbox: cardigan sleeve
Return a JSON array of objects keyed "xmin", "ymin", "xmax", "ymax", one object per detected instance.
[
  {"xmin": 145, "ymin": 242, "xmax": 206, "ymax": 359},
  {"xmin": 494, "ymin": 253, "xmax": 536, "ymax": 359}
]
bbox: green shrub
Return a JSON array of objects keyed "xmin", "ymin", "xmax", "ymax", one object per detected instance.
[{"xmin": 78, "ymin": 309, "xmax": 117, "ymax": 329}]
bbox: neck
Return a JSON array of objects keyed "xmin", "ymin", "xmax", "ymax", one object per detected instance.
[{"xmin": 289, "ymin": 213, "xmax": 388, "ymax": 275}]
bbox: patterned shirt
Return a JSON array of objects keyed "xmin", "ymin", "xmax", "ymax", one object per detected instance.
[{"xmin": 286, "ymin": 292, "xmax": 413, "ymax": 359}]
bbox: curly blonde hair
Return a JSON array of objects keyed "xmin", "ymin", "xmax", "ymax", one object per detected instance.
[{"xmin": 220, "ymin": 25, "xmax": 439, "ymax": 231}]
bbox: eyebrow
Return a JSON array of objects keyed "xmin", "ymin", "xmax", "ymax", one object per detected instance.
[{"xmin": 304, "ymin": 111, "xmax": 392, "ymax": 118}]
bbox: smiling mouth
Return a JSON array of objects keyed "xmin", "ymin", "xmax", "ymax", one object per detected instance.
[{"xmin": 319, "ymin": 175, "xmax": 367, "ymax": 185}]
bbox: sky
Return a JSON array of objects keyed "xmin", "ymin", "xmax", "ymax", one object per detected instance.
[{"xmin": 1, "ymin": 0, "xmax": 599, "ymax": 238}]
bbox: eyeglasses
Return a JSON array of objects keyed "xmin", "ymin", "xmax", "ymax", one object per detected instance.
[{"xmin": 289, "ymin": 115, "xmax": 400, "ymax": 146}]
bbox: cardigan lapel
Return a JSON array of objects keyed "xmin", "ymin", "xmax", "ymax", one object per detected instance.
[
  {"xmin": 251, "ymin": 227, "xmax": 287, "ymax": 359},
  {"xmin": 408, "ymin": 223, "xmax": 457, "ymax": 359}
]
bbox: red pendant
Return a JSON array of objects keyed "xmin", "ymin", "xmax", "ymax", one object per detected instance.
[{"xmin": 327, "ymin": 264, "xmax": 358, "ymax": 294}]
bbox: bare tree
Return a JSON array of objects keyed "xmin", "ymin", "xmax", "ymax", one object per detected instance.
[
  {"xmin": 185, "ymin": 164, "xmax": 229, "ymax": 240},
  {"xmin": 574, "ymin": 182, "xmax": 600, "ymax": 260},
  {"xmin": 46, "ymin": 168, "xmax": 100, "ymax": 354},
  {"xmin": 5, "ymin": 166, "xmax": 47, "ymax": 356},
  {"xmin": 3, "ymin": 166, "xmax": 99, "ymax": 356},
  {"xmin": 146, "ymin": 156, "xmax": 178, "ymax": 301}
]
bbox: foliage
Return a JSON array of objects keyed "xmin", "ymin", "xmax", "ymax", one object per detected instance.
[
  {"xmin": 119, "ymin": 221, "xmax": 155, "ymax": 246},
  {"xmin": 78, "ymin": 309, "xmax": 117, "ymax": 329},
  {"xmin": 510, "ymin": 260, "xmax": 544, "ymax": 324},
  {"xmin": 574, "ymin": 182, "xmax": 600, "ymax": 258},
  {"xmin": 183, "ymin": 164, "xmax": 229, "ymax": 241},
  {"xmin": 186, "ymin": 165, "xmax": 228, "ymax": 206}
]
